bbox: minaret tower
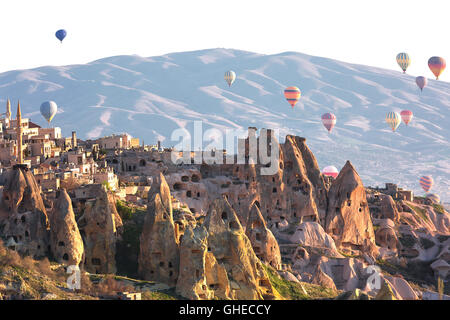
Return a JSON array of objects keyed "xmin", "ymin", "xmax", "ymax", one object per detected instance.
[
  {"xmin": 6, "ymin": 98, "xmax": 11, "ymax": 120},
  {"xmin": 5, "ymin": 98, "xmax": 11, "ymax": 128},
  {"xmin": 16, "ymin": 101, "xmax": 23, "ymax": 164}
]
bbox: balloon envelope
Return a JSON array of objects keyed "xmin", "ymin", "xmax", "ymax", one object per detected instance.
[
  {"xmin": 321, "ymin": 113, "xmax": 336, "ymax": 132},
  {"xmin": 426, "ymin": 193, "xmax": 440, "ymax": 204},
  {"xmin": 40, "ymin": 101, "xmax": 58, "ymax": 123},
  {"xmin": 385, "ymin": 112, "xmax": 401, "ymax": 131},
  {"xmin": 419, "ymin": 175, "xmax": 433, "ymax": 192},
  {"xmin": 415, "ymin": 76, "xmax": 427, "ymax": 91},
  {"xmin": 55, "ymin": 29, "xmax": 67, "ymax": 42},
  {"xmin": 284, "ymin": 86, "xmax": 301, "ymax": 108},
  {"xmin": 322, "ymin": 165, "xmax": 339, "ymax": 179},
  {"xmin": 428, "ymin": 56, "xmax": 446, "ymax": 79},
  {"xmin": 224, "ymin": 71, "xmax": 236, "ymax": 87},
  {"xmin": 400, "ymin": 110, "xmax": 413, "ymax": 126},
  {"xmin": 396, "ymin": 53, "xmax": 410, "ymax": 73}
]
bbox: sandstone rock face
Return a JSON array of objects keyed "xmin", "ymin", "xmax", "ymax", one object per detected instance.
[
  {"xmin": 77, "ymin": 184, "xmax": 122, "ymax": 274},
  {"xmin": 325, "ymin": 161, "xmax": 377, "ymax": 257},
  {"xmin": 0, "ymin": 166, "xmax": 49, "ymax": 259},
  {"xmin": 368, "ymin": 194, "xmax": 399, "ymax": 222},
  {"xmin": 245, "ymin": 202, "xmax": 281, "ymax": 270},
  {"xmin": 176, "ymin": 225, "xmax": 214, "ymax": 300},
  {"xmin": 49, "ymin": 189, "xmax": 84, "ymax": 266},
  {"xmin": 290, "ymin": 222, "xmax": 338, "ymax": 252},
  {"xmin": 0, "ymin": 166, "xmax": 49, "ymax": 225},
  {"xmin": 138, "ymin": 173, "xmax": 180, "ymax": 286},
  {"xmin": 205, "ymin": 198, "xmax": 276, "ymax": 300},
  {"xmin": 375, "ymin": 219, "xmax": 399, "ymax": 252}
]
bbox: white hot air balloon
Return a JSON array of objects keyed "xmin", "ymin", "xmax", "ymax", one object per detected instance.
[{"xmin": 40, "ymin": 101, "xmax": 58, "ymax": 124}]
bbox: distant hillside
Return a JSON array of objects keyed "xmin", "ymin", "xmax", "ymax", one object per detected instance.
[{"xmin": 0, "ymin": 48, "xmax": 448, "ymax": 200}]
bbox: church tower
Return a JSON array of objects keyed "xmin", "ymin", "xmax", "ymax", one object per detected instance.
[{"xmin": 16, "ymin": 101, "xmax": 23, "ymax": 164}]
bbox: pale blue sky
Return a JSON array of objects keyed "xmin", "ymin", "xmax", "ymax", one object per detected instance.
[{"xmin": 0, "ymin": 0, "xmax": 448, "ymax": 81}]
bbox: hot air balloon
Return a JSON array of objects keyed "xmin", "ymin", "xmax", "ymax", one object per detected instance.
[
  {"xmin": 396, "ymin": 53, "xmax": 410, "ymax": 73},
  {"xmin": 419, "ymin": 175, "xmax": 433, "ymax": 192},
  {"xmin": 284, "ymin": 86, "xmax": 301, "ymax": 108},
  {"xmin": 400, "ymin": 110, "xmax": 413, "ymax": 126},
  {"xmin": 385, "ymin": 112, "xmax": 401, "ymax": 131},
  {"xmin": 224, "ymin": 71, "xmax": 236, "ymax": 87},
  {"xmin": 40, "ymin": 101, "xmax": 58, "ymax": 124},
  {"xmin": 321, "ymin": 113, "xmax": 336, "ymax": 132},
  {"xmin": 428, "ymin": 56, "xmax": 446, "ymax": 80},
  {"xmin": 55, "ymin": 29, "xmax": 67, "ymax": 43},
  {"xmin": 415, "ymin": 76, "xmax": 427, "ymax": 92},
  {"xmin": 322, "ymin": 165, "xmax": 339, "ymax": 179},
  {"xmin": 426, "ymin": 193, "xmax": 440, "ymax": 204}
]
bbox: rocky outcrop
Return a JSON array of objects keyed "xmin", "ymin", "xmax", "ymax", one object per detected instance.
[
  {"xmin": 279, "ymin": 135, "xmax": 320, "ymax": 222},
  {"xmin": 0, "ymin": 166, "xmax": 49, "ymax": 259},
  {"xmin": 138, "ymin": 173, "xmax": 180, "ymax": 286},
  {"xmin": 375, "ymin": 219, "xmax": 399, "ymax": 254},
  {"xmin": 325, "ymin": 161, "xmax": 377, "ymax": 257},
  {"xmin": 77, "ymin": 184, "xmax": 122, "ymax": 274},
  {"xmin": 49, "ymin": 189, "xmax": 84, "ymax": 266},
  {"xmin": 0, "ymin": 166, "xmax": 49, "ymax": 226},
  {"xmin": 176, "ymin": 225, "xmax": 214, "ymax": 300},
  {"xmin": 245, "ymin": 202, "xmax": 281, "ymax": 270},
  {"xmin": 290, "ymin": 222, "xmax": 338, "ymax": 253},
  {"xmin": 205, "ymin": 198, "xmax": 276, "ymax": 300}
]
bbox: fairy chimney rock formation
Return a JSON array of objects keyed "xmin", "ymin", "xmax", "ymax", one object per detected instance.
[
  {"xmin": 138, "ymin": 173, "xmax": 180, "ymax": 286},
  {"xmin": 245, "ymin": 202, "xmax": 282, "ymax": 270},
  {"xmin": 50, "ymin": 189, "xmax": 84, "ymax": 266},
  {"xmin": 77, "ymin": 184, "xmax": 122, "ymax": 274},
  {"xmin": 204, "ymin": 198, "xmax": 276, "ymax": 300},
  {"xmin": 0, "ymin": 166, "xmax": 50, "ymax": 258},
  {"xmin": 325, "ymin": 161, "xmax": 377, "ymax": 257},
  {"xmin": 280, "ymin": 135, "xmax": 320, "ymax": 222},
  {"xmin": 176, "ymin": 225, "xmax": 214, "ymax": 300}
]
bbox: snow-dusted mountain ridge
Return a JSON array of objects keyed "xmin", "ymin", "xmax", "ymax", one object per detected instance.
[{"xmin": 0, "ymin": 48, "xmax": 448, "ymax": 200}]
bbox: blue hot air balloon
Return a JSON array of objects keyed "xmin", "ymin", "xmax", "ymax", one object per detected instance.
[
  {"xmin": 55, "ymin": 29, "xmax": 67, "ymax": 43},
  {"xmin": 40, "ymin": 101, "xmax": 58, "ymax": 124}
]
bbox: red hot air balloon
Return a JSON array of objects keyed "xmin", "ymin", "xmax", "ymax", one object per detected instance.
[
  {"xmin": 419, "ymin": 175, "xmax": 434, "ymax": 192},
  {"xmin": 284, "ymin": 86, "xmax": 301, "ymax": 108},
  {"xmin": 321, "ymin": 113, "xmax": 337, "ymax": 132},
  {"xmin": 415, "ymin": 76, "xmax": 427, "ymax": 92},
  {"xmin": 400, "ymin": 110, "xmax": 413, "ymax": 126},
  {"xmin": 322, "ymin": 165, "xmax": 339, "ymax": 179},
  {"xmin": 428, "ymin": 56, "xmax": 446, "ymax": 80}
]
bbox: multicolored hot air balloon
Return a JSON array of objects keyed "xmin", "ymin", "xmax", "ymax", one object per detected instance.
[
  {"xmin": 396, "ymin": 53, "xmax": 410, "ymax": 73},
  {"xmin": 426, "ymin": 193, "xmax": 440, "ymax": 204},
  {"xmin": 322, "ymin": 165, "xmax": 339, "ymax": 179},
  {"xmin": 385, "ymin": 112, "xmax": 401, "ymax": 131},
  {"xmin": 284, "ymin": 86, "xmax": 301, "ymax": 108},
  {"xmin": 321, "ymin": 113, "xmax": 336, "ymax": 132},
  {"xmin": 400, "ymin": 110, "xmax": 413, "ymax": 126},
  {"xmin": 40, "ymin": 101, "xmax": 58, "ymax": 124},
  {"xmin": 224, "ymin": 71, "xmax": 236, "ymax": 87},
  {"xmin": 428, "ymin": 56, "xmax": 446, "ymax": 80},
  {"xmin": 419, "ymin": 175, "xmax": 433, "ymax": 192},
  {"xmin": 55, "ymin": 29, "xmax": 67, "ymax": 43},
  {"xmin": 415, "ymin": 76, "xmax": 427, "ymax": 92}
]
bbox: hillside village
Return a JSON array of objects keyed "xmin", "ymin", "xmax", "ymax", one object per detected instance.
[{"xmin": 0, "ymin": 100, "xmax": 449, "ymax": 300}]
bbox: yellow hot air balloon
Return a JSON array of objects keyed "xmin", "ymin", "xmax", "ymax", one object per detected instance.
[
  {"xmin": 386, "ymin": 112, "xmax": 401, "ymax": 131},
  {"xmin": 224, "ymin": 71, "xmax": 236, "ymax": 87},
  {"xmin": 396, "ymin": 53, "xmax": 410, "ymax": 73}
]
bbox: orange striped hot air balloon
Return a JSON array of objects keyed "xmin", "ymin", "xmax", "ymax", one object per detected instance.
[
  {"xmin": 284, "ymin": 86, "xmax": 301, "ymax": 108},
  {"xmin": 428, "ymin": 56, "xmax": 446, "ymax": 80},
  {"xmin": 419, "ymin": 175, "xmax": 433, "ymax": 192}
]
